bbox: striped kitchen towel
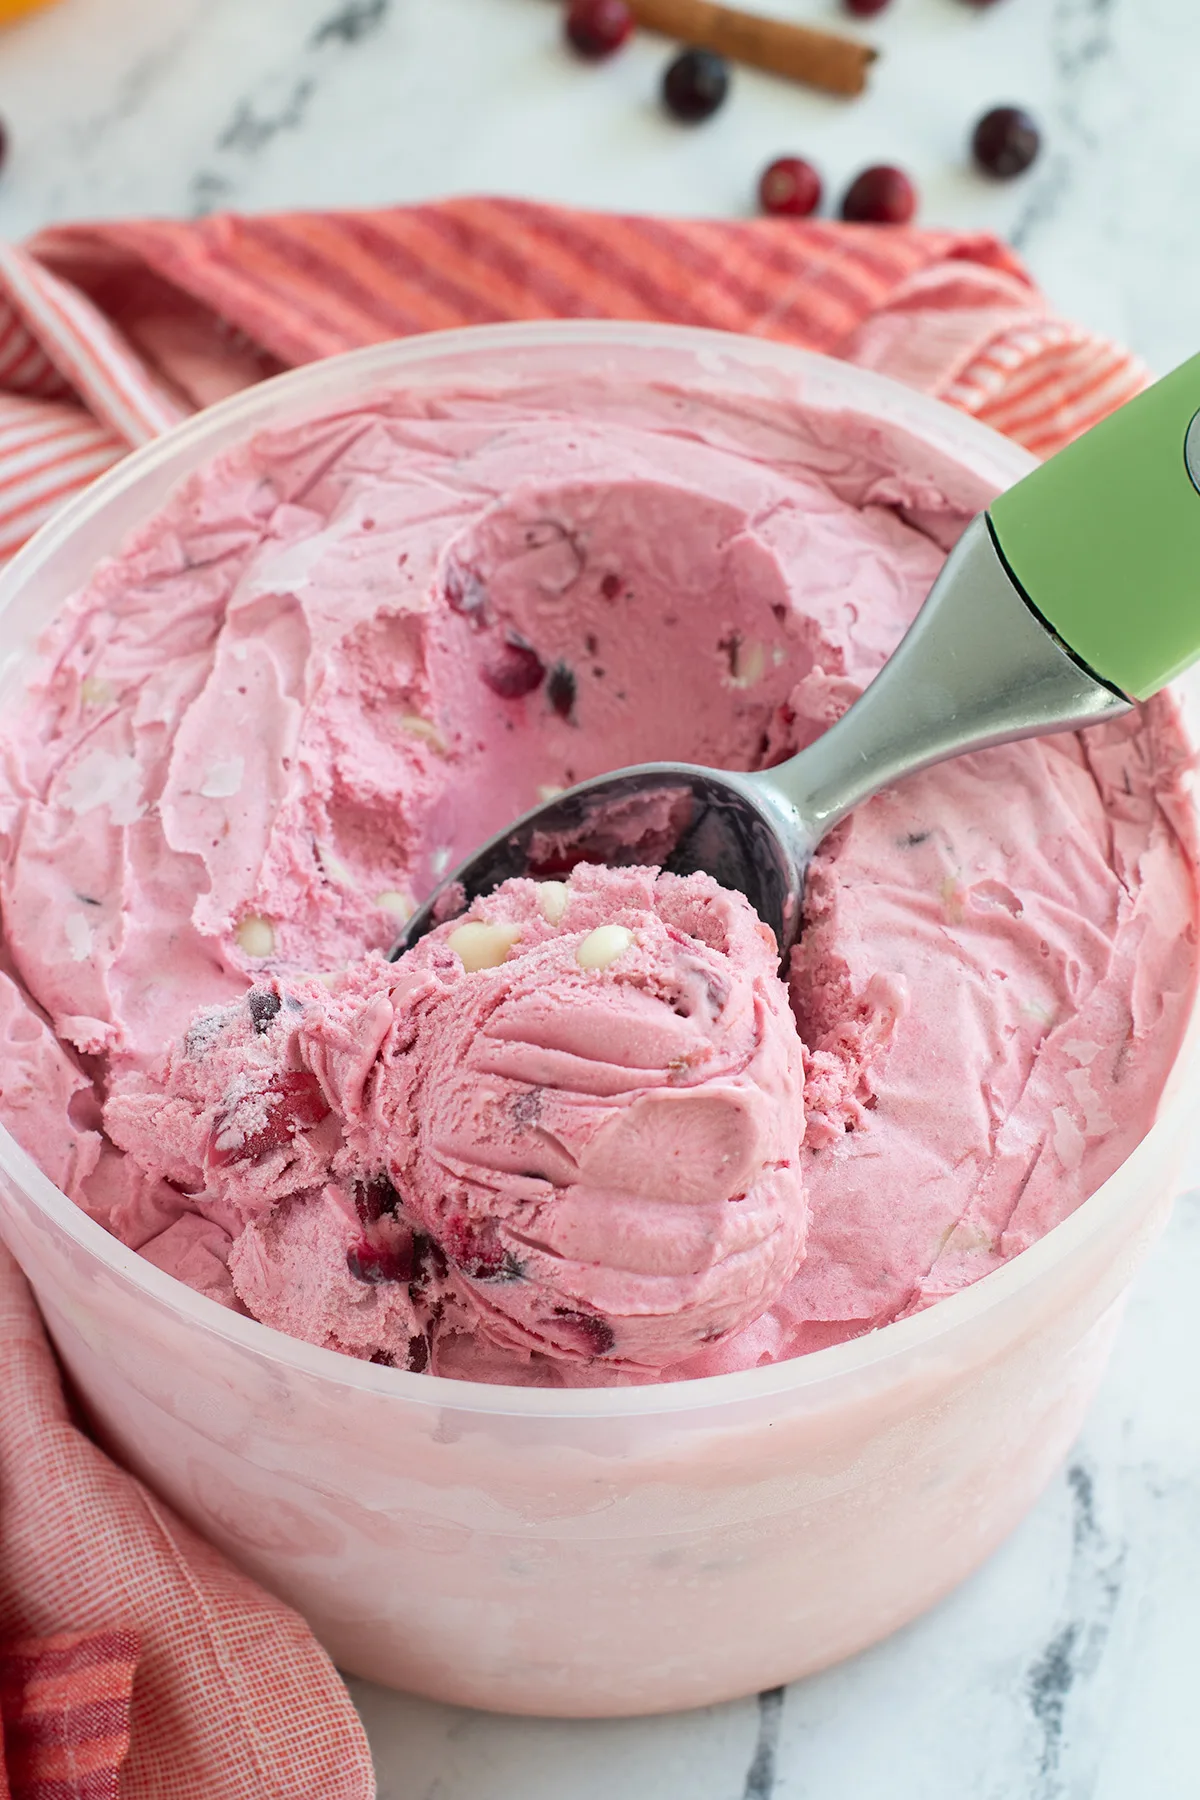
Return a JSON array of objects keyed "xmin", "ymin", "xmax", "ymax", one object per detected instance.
[
  {"xmin": 0, "ymin": 197, "xmax": 1150, "ymax": 1799},
  {"xmin": 0, "ymin": 197, "xmax": 1149, "ymax": 564},
  {"xmin": 0, "ymin": 1629, "xmax": 138, "ymax": 1800},
  {"xmin": 0, "ymin": 1241, "xmax": 376, "ymax": 1800}
]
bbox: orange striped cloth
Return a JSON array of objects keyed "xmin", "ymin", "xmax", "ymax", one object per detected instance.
[
  {"xmin": 0, "ymin": 1243, "xmax": 375, "ymax": 1800},
  {"xmin": 0, "ymin": 1630, "xmax": 137, "ymax": 1800},
  {"xmin": 0, "ymin": 197, "xmax": 1148, "ymax": 564},
  {"xmin": 0, "ymin": 197, "xmax": 1150, "ymax": 1799}
]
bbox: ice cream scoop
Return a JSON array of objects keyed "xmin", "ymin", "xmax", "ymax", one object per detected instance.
[{"xmin": 399, "ymin": 353, "xmax": 1200, "ymax": 957}]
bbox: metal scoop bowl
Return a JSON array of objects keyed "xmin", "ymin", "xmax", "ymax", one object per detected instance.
[
  {"xmin": 396, "ymin": 353, "xmax": 1200, "ymax": 958},
  {"xmin": 395, "ymin": 518, "xmax": 1128, "ymax": 958}
]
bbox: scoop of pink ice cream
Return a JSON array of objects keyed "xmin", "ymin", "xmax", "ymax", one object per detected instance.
[
  {"xmin": 104, "ymin": 867, "xmax": 806, "ymax": 1374},
  {"xmin": 350, "ymin": 866, "xmax": 807, "ymax": 1370}
]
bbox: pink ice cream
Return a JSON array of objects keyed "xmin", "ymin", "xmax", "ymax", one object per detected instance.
[
  {"xmin": 103, "ymin": 866, "xmax": 805, "ymax": 1374},
  {"xmin": 0, "ymin": 373, "xmax": 1194, "ymax": 1386}
]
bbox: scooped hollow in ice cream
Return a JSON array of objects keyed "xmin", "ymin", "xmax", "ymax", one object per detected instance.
[{"xmin": 359, "ymin": 866, "xmax": 807, "ymax": 1369}]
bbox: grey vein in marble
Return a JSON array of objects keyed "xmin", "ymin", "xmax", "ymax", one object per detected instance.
[
  {"xmin": 743, "ymin": 1687, "xmax": 785, "ymax": 1800},
  {"xmin": 310, "ymin": 0, "xmax": 391, "ymax": 50}
]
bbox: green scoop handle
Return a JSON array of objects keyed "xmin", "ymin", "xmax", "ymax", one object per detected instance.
[{"xmin": 989, "ymin": 350, "xmax": 1200, "ymax": 701}]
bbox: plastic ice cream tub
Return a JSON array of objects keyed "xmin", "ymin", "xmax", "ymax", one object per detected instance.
[{"xmin": 0, "ymin": 322, "xmax": 1197, "ymax": 1718}]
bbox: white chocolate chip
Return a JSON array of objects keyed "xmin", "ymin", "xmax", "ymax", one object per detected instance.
[
  {"xmin": 400, "ymin": 714, "xmax": 448, "ymax": 756},
  {"xmin": 376, "ymin": 889, "xmax": 415, "ymax": 921},
  {"xmin": 576, "ymin": 925, "xmax": 633, "ymax": 970},
  {"xmin": 448, "ymin": 920, "xmax": 521, "ymax": 972},
  {"xmin": 537, "ymin": 784, "xmax": 565, "ymax": 804},
  {"xmin": 729, "ymin": 640, "xmax": 766, "ymax": 689},
  {"xmin": 317, "ymin": 841, "xmax": 354, "ymax": 888},
  {"xmin": 199, "ymin": 756, "xmax": 245, "ymax": 799},
  {"xmin": 236, "ymin": 915, "xmax": 275, "ymax": 959},
  {"xmin": 539, "ymin": 881, "xmax": 569, "ymax": 925},
  {"xmin": 80, "ymin": 675, "xmax": 116, "ymax": 706}
]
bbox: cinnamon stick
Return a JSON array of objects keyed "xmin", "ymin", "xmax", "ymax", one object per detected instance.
[{"xmin": 628, "ymin": 0, "xmax": 877, "ymax": 99}]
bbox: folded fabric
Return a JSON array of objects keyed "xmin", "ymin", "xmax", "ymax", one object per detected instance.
[
  {"xmin": 0, "ymin": 198, "xmax": 1147, "ymax": 563},
  {"xmin": 0, "ymin": 196, "xmax": 1150, "ymax": 1797}
]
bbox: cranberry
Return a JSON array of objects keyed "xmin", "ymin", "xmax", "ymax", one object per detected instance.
[
  {"xmin": 247, "ymin": 989, "xmax": 282, "ymax": 1034},
  {"xmin": 600, "ymin": 572, "xmax": 622, "ymax": 600},
  {"xmin": 210, "ymin": 1070, "xmax": 330, "ymax": 1166},
  {"xmin": 844, "ymin": 0, "xmax": 891, "ymax": 13},
  {"xmin": 407, "ymin": 1334, "xmax": 430, "ymax": 1373},
  {"xmin": 551, "ymin": 1307, "xmax": 616, "ymax": 1357},
  {"xmin": 841, "ymin": 165, "xmax": 918, "ymax": 224},
  {"xmin": 546, "ymin": 662, "xmax": 576, "ymax": 719},
  {"xmin": 441, "ymin": 1215, "xmax": 521, "ymax": 1281},
  {"xmin": 481, "ymin": 635, "xmax": 546, "ymax": 699},
  {"xmin": 353, "ymin": 1173, "xmax": 401, "ymax": 1226},
  {"xmin": 409, "ymin": 1231, "xmax": 448, "ymax": 1295},
  {"xmin": 758, "ymin": 156, "xmax": 822, "ymax": 218},
  {"xmin": 662, "ymin": 48, "xmax": 729, "ymax": 122},
  {"xmin": 347, "ymin": 1236, "xmax": 415, "ymax": 1284},
  {"xmin": 972, "ymin": 105, "xmax": 1041, "ymax": 178},
  {"xmin": 565, "ymin": 0, "xmax": 634, "ymax": 58}
]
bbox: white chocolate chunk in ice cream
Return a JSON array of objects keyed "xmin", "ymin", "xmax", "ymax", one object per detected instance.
[
  {"xmin": 576, "ymin": 925, "xmax": 633, "ymax": 970},
  {"xmin": 236, "ymin": 915, "xmax": 276, "ymax": 958},
  {"xmin": 448, "ymin": 921, "xmax": 522, "ymax": 971},
  {"xmin": 539, "ymin": 881, "xmax": 569, "ymax": 924}
]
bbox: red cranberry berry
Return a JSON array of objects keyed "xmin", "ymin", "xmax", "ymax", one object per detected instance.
[
  {"xmin": 758, "ymin": 156, "xmax": 822, "ymax": 218},
  {"xmin": 841, "ymin": 165, "xmax": 917, "ymax": 225},
  {"xmin": 552, "ymin": 1307, "xmax": 616, "ymax": 1357},
  {"xmin": 347, "ymin": 1237, "xmax": 415, "ymax": 1285},
  {"xmin": 210, "ymin": 1070, "xmax": 330, "ymax": 1166},
  {"xmin": 481, "ymin": 635, "xmax": 546, "ymax": 699},
  {"xmin": 844, "ymin": 0, "xmax": 891, "ymax": 14},
  {"xmin": 662, "ymin": 48, "xmax": 730, "ymax": 122},
  {"xmin": 546, "ymin": 662, "xmax": 576, "ymax": 719},
  {"xmin": 972, "ymin": 105, "xmax": 1041, "ymax": 178},
  {"xmin": 565, "ymin": 0, "xmax": 634, "ymax": 58}
]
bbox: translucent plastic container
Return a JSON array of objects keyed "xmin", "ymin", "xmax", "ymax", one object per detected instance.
[{"xmin": 0, "ymin": 323, "xmax": 1196, "ymax": 1718}]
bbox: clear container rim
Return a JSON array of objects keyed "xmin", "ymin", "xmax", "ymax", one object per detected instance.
[{"xmin": 0, "ymin": 317, "xmax": 1196, "ymax": 1422}]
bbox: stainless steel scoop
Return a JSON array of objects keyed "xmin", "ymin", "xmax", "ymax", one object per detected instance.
[{"xmin": 395, "ymin": 355, "xmax": 1200, "ymax": 959}]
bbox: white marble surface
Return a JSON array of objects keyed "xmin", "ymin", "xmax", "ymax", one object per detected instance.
[{"xmin": 2, "ymin": 1, "xmax": 1200, "ymax": 1794}]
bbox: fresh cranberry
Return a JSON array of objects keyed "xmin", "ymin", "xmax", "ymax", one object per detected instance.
[
  {"xmin": 565, "ymin": 0, "xmax": 634, "ymax": 58},
  {"xmin": 841, "ymin": 165, "xmax": 918, "ymax": 224},
  {"xmin": 844, "ymin": 0, "xmax": 891, "ymax": 14},
  {"xmin": 481, "ymin": 635, "xmax": 546, "ymax": 699},
  {"xmin": 662, "ymin": 48, "xmax": 729, "ymax": 122},
  {"xmin": 972, "ymin": 105, "xmax": 1041, "ymax": 178},
  {"xmin": 407, "ymin": 1334, "xmax": 430, "ymax": 1373},
  {"xmin": 600, "ymin": 572, "xmax": 622, "ymax": 600},
  {"xmin": 758, "ymin": 156, "xmax": 822, "ymax": 218},
  {"xmin": 546, "ymin": 662, "xmax": 576, "ymax": 719},
  {"xmin": 551, "ymin": 1307, "xmax": 616, "ymax": 1357},
  {"xmin": 209, "ymin": 1070, "xmax": 329, "ymax": 1166}
]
